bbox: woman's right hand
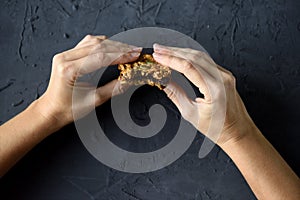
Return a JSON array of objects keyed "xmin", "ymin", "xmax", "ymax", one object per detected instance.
[{"xmin": 153, "ymin": 44, "xmax": 256, "ymax": 147}]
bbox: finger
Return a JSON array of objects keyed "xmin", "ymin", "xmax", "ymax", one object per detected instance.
[
  {"xmin": 70, "ymin": 51, "xmax": 141, "ymax": 75},
  {"xmin": 75, "ymin": 35, "xmax": 107, "ymax": 48},
  {"xmin": 164, "ymin": 81, "xmax": 198, "ymax": 122},
  {"xmin": 112, "ymin": 53, "xmax": 140, "ymax": 65},
  {"xmin": 154, "ymin": 43, "xmax": 204, "ymax": 56},
  {"xmin": 154, "ymin": 43, "xmax": 218, "ymax": 77},
  {"xmin": 74, "ymin": 37, "xmax": 105, "ymax": 49},
  {"xmin": 153, "ymin": 53, "xmax": 212, "ymax": 102},
  {"xmin": 95, "ymin": 79, "xmax": 127, "ymax": 106},
  {"xmin": 61, "ymin": 42, "xmax": 142, "ymax": 61},
  {"xmin": 154, "ymin": 43, "xmax": 212, "ymax": 63}
]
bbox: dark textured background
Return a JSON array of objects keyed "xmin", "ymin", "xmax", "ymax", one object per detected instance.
[{"xmin": 0, "ymin": 0, "xmax": 299, "ymax": 199}]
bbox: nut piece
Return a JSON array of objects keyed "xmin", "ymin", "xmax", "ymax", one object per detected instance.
[{"xmin": 118, "ymin": 54, "xmax": 171, "ymax": 90}]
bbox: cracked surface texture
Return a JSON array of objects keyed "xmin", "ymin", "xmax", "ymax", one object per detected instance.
[{"xmin": 0, "ymin": 0, "xmax": 299, "ymax": 199}]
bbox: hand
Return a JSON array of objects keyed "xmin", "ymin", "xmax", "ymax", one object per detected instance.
[
  {"xmin": 36, "ymin": 35, "xmax": 142, "ymax": 130},
  {"xmin": 153, "ymin": 44, "xmax": 255, "ymax": 146}
]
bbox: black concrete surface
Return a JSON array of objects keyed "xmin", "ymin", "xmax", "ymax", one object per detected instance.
[{"xmin": 0, "ymin": 0, "xmax": 299, "ymax": 199}]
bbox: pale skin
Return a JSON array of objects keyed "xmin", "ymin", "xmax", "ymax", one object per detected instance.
[
  {"xmin": 0, "ymin": 35, "xmax": 299, "ymax": 199},
  {"xmin": 153, "ymin": 44, "xmax": 300, "ymax": 199}
]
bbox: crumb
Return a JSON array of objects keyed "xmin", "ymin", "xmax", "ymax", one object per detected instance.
[{"xmin": 118, "ymin": 54, "xmax": 171, "ymax": 90}]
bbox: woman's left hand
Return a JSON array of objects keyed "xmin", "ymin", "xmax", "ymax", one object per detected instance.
[{"xmin": 36, "ymin": 35, "xmax": 142, "ymax": 130}]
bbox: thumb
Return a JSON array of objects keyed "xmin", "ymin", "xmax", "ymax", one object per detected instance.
[
  {"xmin": 94, "ymin": 79, "xmax": 128, "ymax": 107},
  {"xmin": 164, "ymin": 81, "xmax": 197, "ymax": 122}
]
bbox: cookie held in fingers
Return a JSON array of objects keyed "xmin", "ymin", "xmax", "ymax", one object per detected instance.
[{"xmin": 118, "ymin": 54, "xmax": 171, "ymax": 90}]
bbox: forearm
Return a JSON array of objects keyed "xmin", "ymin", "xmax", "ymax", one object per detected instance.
[
  {"xmin": 0, "ymin": 100, "xmax": 61, "ymax": 177},
  {"xmin": 220, "ymin": 124, "xmax": 300, "ymax": 200}
]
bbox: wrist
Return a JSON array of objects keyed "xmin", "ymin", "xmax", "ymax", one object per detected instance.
[
  {"xmin": 29, "ymin": 98, "xmax": 65, "ymax": 133},
  {"xmin": 217, "ymin": 119, "xmax": 260, "ymax": 150}
]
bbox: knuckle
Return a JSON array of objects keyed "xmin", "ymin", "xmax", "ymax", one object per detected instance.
[
  {"xmin": 191, "ymin": 53, "xmax": 202, "ymax": 61},
  {"xmin": 95, "ymin": 93, "xmax": 103, "ymax": 105},
  {"xmin": 166, "ymin": 89, "xmax": 176, "ymax": 100},
  {"xmin": 92, "ymin": 38, "xmax": 103, "ymax": 44},
  {"xmin": 195, "ymin": 51, "xmax": 204, "ymax": 58},
  {"xmin": 182, "ymin": 60, "xmax": 193, "ymax": 71},
  {"xmin": 223, "ymin": 71, "xmax": 236, "ymax": 87},
  {"xmin": 84, "ymin": 34, "xmax": 94, "ymax": 40},
  {"xmin": 53, "ymin": 53, "xmax": 64, "ymax": 63},
  {"xmin": 64, "ymin": 63, "xmax": 75, "ymax": 73},
  {"xmin": 57, "ymin": 62, "xmax": 75, "ymax": 77}
]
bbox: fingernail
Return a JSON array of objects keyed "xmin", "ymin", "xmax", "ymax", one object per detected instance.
[
  {"xmin": 128, "ymin": 45, "xmax": 142, "ymax": 51},
  {"xmin": 130, "ymin": 52, "xmax": 140, "ymax": 57},
  {"xmin": 131, "ymin": 47, "xmax": 143, "ymax": 52}
]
